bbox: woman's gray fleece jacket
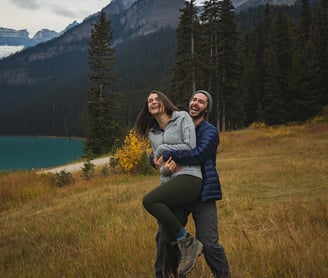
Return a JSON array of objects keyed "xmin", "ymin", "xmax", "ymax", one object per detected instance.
[{"xmin": 148, "ymin": 111, "xmax": 202, "ymax": 184}]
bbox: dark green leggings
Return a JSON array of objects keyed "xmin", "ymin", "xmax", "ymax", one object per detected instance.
[{"xmin": 142, "ymin": 175, "xmax": 202, "ymax": 236}]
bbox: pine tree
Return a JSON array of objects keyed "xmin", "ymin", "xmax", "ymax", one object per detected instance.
[
  {"xmin": 261, "ymin": 10, "xmax": 293, "ymax": 124},
  {"xmin": 241, "ymin": 5, "xmax": 273, "ymax": 125},
  {"xmin": 85, "ymin": 10, "xmax": 120, "ymax": 157},
  {"xmin": 299, "ymin": 0, "xmax": 312, "ymax": 43},
  {"xmin": 218, "ymin": 0, "xmax": 242, "ymax": 130},
  {"xmin": 241, "ymin": 30, "xmax": 257, "ymax": 127},
  {"xmin": 199, "ymin": 0, "xmax": 222, "ymax": 125},
  {"xmin": 289, "ymin": 0, "xmax": 322, "ymax": 121},
  {"xmin": 170, "ymin": 0, "xmax": 201, "ymax": 109},
  {"xmin": 262, "ymin": 47, "xmax": 285, "ymax": 125},
  {"xmin": 313, "ymin": 0, "xmax": 328, "ymax": 106},
  {"xmin": 255, "ymin": 4, "xmax": 273, "ymax": 121}
]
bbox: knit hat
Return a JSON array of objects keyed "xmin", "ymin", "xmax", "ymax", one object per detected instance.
[{"xmin": 190, "ymin": 90, "xmax": 213, "ymax": 113}]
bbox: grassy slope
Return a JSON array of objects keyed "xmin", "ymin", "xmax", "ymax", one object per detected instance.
[{"xmin": 0, "ymin": 122, "xmax": 327, "ymax": 277}]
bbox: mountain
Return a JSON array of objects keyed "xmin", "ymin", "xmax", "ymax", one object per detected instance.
[
  {"xmin": 0, "ymin": 27, "xmax": 59, "ymax": 48},
  {"xmin": 60, "ymin": 21, "xmax": 79, "ymax": 35},
  {"xmin": 0, "ymin": 0, "xmax": 185, "ymax": 136},
  {"xmin": 104, "ymin": 0, "xmax": 137, "ymax": 14},
  {"xmin": 0, "ymin": 28, "xmax": 30, "ymax": 58},
  {"xmin": 0, "ymin": 28, "xmax": 31, "ymax": 46},
  {"xmin": 115, "ymin": 0, "xmax": 183, "ymax": 37},
  {"xmin": 31, "ymin": 29, "xmax": 60, "ymax": 45},
  {"xmin": 0, "ymin": 21, "xmax": 80, "ymax": 59}
]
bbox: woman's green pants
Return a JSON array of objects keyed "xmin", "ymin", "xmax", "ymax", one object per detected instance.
[{"xmin": 142, "ymin": 174, "xmax": 202, "ymax": 236}]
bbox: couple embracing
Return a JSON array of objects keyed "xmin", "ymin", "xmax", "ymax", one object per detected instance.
[{"xmin": 135, "ymin": 90, "xmax": 230, "ymax": 277}]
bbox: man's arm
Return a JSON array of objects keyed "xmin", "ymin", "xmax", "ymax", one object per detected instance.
[{"xmin": 162, "ymin": 123, "xmax": 219, "ymax": 166}]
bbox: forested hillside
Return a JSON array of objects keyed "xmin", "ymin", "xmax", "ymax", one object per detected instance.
[
  {"xmin": 0, "ymin": 0, "xmax": 326, "ymax": 137},
  {"xmin": 0, "ymin": 28, "xmax": 176, "ymax": 136}
]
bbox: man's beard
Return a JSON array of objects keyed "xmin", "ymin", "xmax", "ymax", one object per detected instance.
[{"xmin": 190, "ymin": 109, "xmax": 207, "ymax": 119}]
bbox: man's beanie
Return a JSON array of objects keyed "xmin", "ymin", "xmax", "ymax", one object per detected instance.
[{"xmin": 190, "ymin": 90, "xmax": 213, "ymax": 113}]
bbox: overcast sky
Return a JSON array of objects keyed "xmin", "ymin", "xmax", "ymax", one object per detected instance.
[
  {"xmin": 0, "ymin": 0, "xmax": 112, "ymax": 37},
  {"xmin": 0, "ymin": 0, "xmax": 204, "ymax": 38}
]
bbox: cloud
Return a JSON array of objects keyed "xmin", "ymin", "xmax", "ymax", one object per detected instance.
[
  {"xmin": 1, "ymin": 0, "xmax": 110, "ymax": 35},
  {"xmin": 12, "ymin": 0, "xmax": 40, "ymax": 10},
  {"xmin": 48, "ymin": 2, "xmax": 101, "ymax": 20},
  {"xmin": 50, "ymin": 5, "xmax": 76, "ymax": 18}
]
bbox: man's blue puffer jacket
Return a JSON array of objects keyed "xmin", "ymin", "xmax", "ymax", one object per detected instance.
[{"xmin": 162, "ymin": 120, "xmax": 222, "ymax": 202}]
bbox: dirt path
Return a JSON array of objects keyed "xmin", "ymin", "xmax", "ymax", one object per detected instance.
[{"xmin": 38, "ymin": 156, "xmax": 112, "ymax": 174}]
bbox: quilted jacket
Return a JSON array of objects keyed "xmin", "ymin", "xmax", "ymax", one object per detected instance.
[{"xmin": 162, "ymin": 120, "xmax": 222, "ymax": 201}]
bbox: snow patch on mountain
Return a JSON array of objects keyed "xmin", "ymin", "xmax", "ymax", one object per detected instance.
[{"xmin": 0, "ymin": 45, "xmax": 24, "ymax": 59}]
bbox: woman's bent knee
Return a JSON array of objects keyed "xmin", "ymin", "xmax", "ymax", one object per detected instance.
[{"xmin": 142, "ymin": 193, "xmax": 152, "ymax": 211}]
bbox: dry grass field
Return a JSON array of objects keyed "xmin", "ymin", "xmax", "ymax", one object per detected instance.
[{"xmin": 0, "ymin": 121, "xmax": 327, "ymax": 277}]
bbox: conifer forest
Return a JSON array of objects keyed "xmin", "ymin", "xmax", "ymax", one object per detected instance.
[{"xmin": 0, "ymin": 0, "xmax": 327, "ymax": 139}]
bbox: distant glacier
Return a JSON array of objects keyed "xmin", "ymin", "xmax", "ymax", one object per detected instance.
[{"xmin": 0, "ymin": 45, "xmax": 24, "ymax": 59}]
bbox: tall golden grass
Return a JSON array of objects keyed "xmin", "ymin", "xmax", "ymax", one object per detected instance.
[{"xmin": 0, "ymin": 122, "xmax": 327, "ymax": 277}]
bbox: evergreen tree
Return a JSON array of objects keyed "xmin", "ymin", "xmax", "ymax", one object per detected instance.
[
  {"xmin": 218, "ymin": 0, "xmax": 242, "ymax": 130},
  {"xmin": 262, "ymin": 47, "xmax": 285, "ymax": 125},
  {"xmin": 241, "ymin": 5, "xmax": 273, "ymax": 125},
  {"xmin": 85, "ymin": 10, "xmax": 120, "ymax": 157},
  {"xmin": 240, "ymin": 31, "xmax": 256, "ymax": 125},
  {"xmin": 255, "ymin": 5, "xmax": 273, "ymax": 121},
  {"xmin": 313, "ymin": 0, "xmax": 328, "ymax": 106},
  {"xmin": 170, "ymin": 0, "xmax": 200, "ymax": 109},
  {"xmin": 289, "ymin": 40, "xmax": 321, "ymax": 121},
  {"xmin": 199, "ymin": 0, "xmax": 222, "ymax": 126},
  {"xmin": 262, "ymin": 10, "xmax": 293, "ymax": 124},
  {"xmin": 299, "ymin": 0, "xmax": 312, "ymax": 43},
  {"xmin": 289, "ymin": 0, "xmax": 322, "ymax": 121}
]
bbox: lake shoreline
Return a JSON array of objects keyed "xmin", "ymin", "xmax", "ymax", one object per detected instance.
[{"xmin": 37, "ymin": 156, "xmax": 113, "ymax": 174}]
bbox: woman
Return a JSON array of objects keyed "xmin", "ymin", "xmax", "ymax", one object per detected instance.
[{"xmin": 135, "ymin": 90, "xmax": 203, "ymax": 276}]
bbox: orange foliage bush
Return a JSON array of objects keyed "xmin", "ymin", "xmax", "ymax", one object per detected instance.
[{"xmin": 114, "ymin": 129, "xmax": 151, "ymax": 173}]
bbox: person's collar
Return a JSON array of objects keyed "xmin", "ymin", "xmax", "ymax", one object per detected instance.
[{"xmin": 192, "ymin": 117, "xmax": 205, "ymax": 127}]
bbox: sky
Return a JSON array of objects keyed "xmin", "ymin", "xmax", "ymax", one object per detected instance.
[
  {"xmin": 0, "ymin": 0, "xmax": 113, "ymax": 37},
  {"xmin": 0, "ymin": 0, "xmax": 204, "ymax": 38}
]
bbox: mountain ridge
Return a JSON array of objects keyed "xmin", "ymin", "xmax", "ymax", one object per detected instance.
[{"xmin": 0, "ymin": 21, "xmax": 79, "ymax": 59}]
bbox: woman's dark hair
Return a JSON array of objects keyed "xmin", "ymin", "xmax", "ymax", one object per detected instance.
[{"xmin": 134, "ymin": 90, "xmax": 179, "ymax": 137}]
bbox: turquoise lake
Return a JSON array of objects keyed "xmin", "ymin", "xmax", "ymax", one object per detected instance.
[{"xmin": 0, "ymin": 136, "xmax": 84, "ymax": 171}]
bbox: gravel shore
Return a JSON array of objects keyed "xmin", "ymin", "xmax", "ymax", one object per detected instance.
[{"xmin": 38, "ymin": 156, "xmax": 112, "ymax": 174}]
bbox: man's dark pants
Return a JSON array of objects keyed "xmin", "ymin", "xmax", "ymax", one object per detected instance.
[{"xmin": 155, "ymin": 200, "xmax": 230, "ymax": 278}]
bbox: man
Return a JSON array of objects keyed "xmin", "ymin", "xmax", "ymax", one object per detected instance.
[{"xmin": 153, "ymin": 90, "xmax": 230, "ymax": 277}]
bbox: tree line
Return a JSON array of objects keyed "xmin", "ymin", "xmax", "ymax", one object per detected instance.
[
  {"xmin": 170, "ymin": 0, "xmax": 327, "ymax": 131},
  {"xmin": 82, "ymin": 0, "xmax": 328, "ymax": 155}
]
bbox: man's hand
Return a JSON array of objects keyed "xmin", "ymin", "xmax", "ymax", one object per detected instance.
[
  {"xmin": 164, "ymin": 156, "xmax": 181, "ymax": 173},
  {"xmin": 153, "ymin": 155, "xmax": 163, "ymax": 170}
]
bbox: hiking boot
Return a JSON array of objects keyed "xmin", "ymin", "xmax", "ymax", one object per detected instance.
[{"xmin": 176, "ymin": 234, "xmax": 203, "ymax": 275}]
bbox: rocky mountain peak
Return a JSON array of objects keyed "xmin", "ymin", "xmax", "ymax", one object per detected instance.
[
  {"xmin": 0, "ymin": 28, "xmax": 30, "ymax": 45},
  {"xmin": 119, "ymin": 0, "xmax": 185, "ymax": 38},
  {"xmin": 32, "ymin": 29, "xmax": 59, "ymax": 44}
]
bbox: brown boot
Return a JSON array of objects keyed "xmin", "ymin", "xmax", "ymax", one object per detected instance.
[{"xmin": 176, "ymin": 234, "xmax": 203, "ymax": 275}]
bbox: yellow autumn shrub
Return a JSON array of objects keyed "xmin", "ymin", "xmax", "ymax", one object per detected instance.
[{"xmin": 114, "ymin": 129, "xmax": 152, "ymax": 173}]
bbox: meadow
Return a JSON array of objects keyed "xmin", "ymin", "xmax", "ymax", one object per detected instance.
[{"xmin": 0, "ymin": 121, "xmax": 327, "ymax": 277}]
